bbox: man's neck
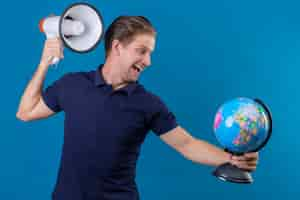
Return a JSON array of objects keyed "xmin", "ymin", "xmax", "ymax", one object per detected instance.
[{"xmin": 101, "ymin": 61, "xmax": 128, "ymax": 90}]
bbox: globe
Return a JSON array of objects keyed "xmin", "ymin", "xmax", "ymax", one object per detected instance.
[
  {"xmin": 213, "ymin": 97, "xmax": 271, "ymax": 154},
  {"xmin": 212, "ymin": 97, "xmax": 272, "ymax": 184}
]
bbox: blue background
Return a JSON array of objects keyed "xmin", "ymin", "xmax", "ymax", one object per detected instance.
[{"xmin": 1, "ymin": 0, "xmax": 298, "ymax": 199}]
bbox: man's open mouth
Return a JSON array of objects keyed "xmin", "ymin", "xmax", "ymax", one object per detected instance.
[{"xmin": 132, "ymin": 64, "xmax": 142, "ymax": 73}]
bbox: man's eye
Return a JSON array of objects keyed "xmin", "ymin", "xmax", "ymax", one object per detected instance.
[{"xmin": 137, "ymin": 49, "xmax": 146, "ymax": 55}]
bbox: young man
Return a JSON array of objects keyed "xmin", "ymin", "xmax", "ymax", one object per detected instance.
[{"xmin": 17, "ymin": 16, "xmax": 258, "ymax": 200}]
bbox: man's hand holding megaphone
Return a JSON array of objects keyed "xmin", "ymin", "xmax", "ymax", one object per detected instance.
[{"xmin": 40, "ymin": 38, "xmax": 64, "ymax": 67}]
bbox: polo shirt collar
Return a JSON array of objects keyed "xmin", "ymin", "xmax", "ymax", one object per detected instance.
[
  {"xmin": 94, "ymin": 65, "xmax": 138, "ymax": 96},
  {"xmin": 94, "ymin": 65, "xmax": 106, "ymax": 87}
]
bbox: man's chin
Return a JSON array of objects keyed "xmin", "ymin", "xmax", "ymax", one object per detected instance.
[
  {"xmin": 124, "ymin": 78, "xmax": 138, "ymax": 84},
  {"xmin": 124, "ymin": 73, "xmax": 140, "ymax": 83},
  {"xmin": 129, "ymin": 75, "xmax": 140, "ymax": 82},
  {"xmin": 129, "ymin": 78, "xmax": 138, "ymax": 83}
]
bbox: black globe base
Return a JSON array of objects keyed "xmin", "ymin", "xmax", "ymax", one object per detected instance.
[{"xmin": 212, "ymin": 162, "xmax": 253, "ymax": 184}]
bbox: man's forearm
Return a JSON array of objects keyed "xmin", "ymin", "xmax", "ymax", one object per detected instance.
[
  {"xmin": 17, "ymin": 63, "xmax": 49, "ymax": 115},
  {"xmin": 182, "ymin": 138, "xmax": 231, "ymax": 167}
]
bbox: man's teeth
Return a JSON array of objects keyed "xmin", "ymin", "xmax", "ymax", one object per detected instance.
[{"xmin": 134, "ymin": 64, "xmax": 143, "ymax": 72}]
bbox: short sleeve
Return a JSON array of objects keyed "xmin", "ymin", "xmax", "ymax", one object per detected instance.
[
  {"xmin": 147, "ymin": 96, "xmax": 178, "ymax": 136},
  {"xmin": 41, "ymin": 76, "xmax": 66, "ymax": 113}
]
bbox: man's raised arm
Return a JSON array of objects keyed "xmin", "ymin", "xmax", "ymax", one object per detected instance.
[{"xmin": 16, "ymin": 38, "xmax": 63, "ymax": 121}]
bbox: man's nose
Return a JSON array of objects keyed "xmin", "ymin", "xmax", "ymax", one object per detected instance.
[{"xmin": 143, "ymin": 55, "xmax": 151, "ymax": 66}]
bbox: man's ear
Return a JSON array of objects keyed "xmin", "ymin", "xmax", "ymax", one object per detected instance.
[{"xmin": 111, "ymin": 39, "xmax": 121, "ymax": 56}]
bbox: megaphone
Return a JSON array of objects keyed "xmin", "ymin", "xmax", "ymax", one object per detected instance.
[{"xmin": 39, "ymin": 2, "xmax": 104, "ymax": 65}]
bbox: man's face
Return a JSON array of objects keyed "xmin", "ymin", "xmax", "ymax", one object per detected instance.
[{"xmin": 117, "ymin": 34, "xmax": 155, "ymax": 83}]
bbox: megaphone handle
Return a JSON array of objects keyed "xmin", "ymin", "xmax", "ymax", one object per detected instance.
[{"xmin": 46, "ymin": 33, "xmax": 61, "ymax": 66}]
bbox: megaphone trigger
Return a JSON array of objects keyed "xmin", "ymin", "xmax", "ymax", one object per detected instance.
[{"xmin": 47, "ymin": 56, "xmax": 59, "ymax": 66}]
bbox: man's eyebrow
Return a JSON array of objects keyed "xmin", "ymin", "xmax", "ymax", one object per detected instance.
[{"xmin": 137, "ymin": 45, "xmax": 154, "ymax": 52}]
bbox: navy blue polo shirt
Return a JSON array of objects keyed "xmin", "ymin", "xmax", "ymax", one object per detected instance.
[{"xmin": 42, "ymin": 66, "xmax": 178, "ymax": 200}]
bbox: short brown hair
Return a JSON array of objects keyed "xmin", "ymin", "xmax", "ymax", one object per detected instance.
[{"xmin": 104, "ymin": 16, "xmax": 156, "ymax": 57}]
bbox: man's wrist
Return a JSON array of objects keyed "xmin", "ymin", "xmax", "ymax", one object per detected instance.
[{"xmin": 223, "ymin": 151, "xmax": 232, "ymax": 164}]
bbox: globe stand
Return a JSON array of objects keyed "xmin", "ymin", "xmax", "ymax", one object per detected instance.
[{"xmin": 213, "ymin": 162, "xmax": 253, "ymax": 184}]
